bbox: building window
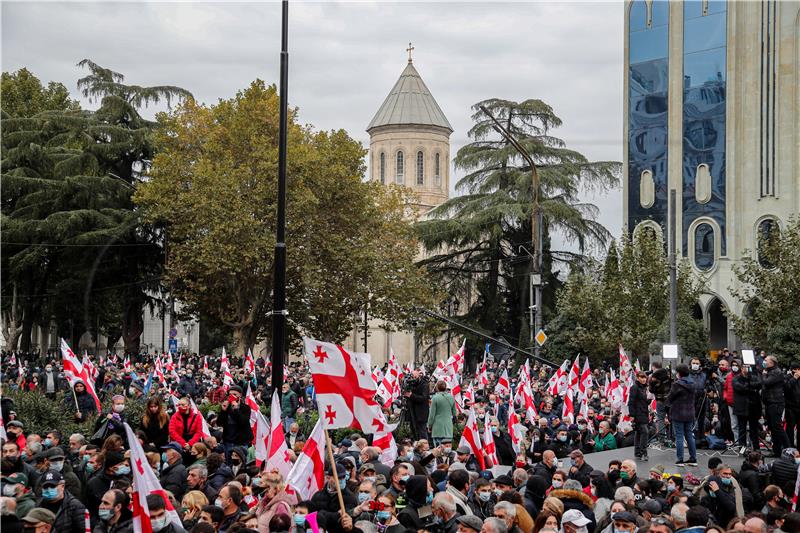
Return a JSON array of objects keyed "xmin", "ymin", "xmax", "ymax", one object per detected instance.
[
  {"xmin": 395, "ymin": 151, "xmax": 404, "ymax": 184},
  {"xmin": 694, "ymin": 223, "xmax": 715, "ymax": 271},
  {"xmin": 379, "ymin": 152, "xmax": 385, "ymax": 184},
  {"xmin": 434, "ymin": 152, "xmax": 441, "ymax": 186},
  {"xmin": 757, "ymin": 218, "xmax": 779, "ymax": 268},
  {"xmin": 416, "ymin": 151, "xmax": 424, "ymax": 185}
]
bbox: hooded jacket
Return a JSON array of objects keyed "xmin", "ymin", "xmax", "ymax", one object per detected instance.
[
  {"xmin": 667, "ymin": 377, "xmax": 696, "ymax": 422},
  {"xmin": 256, "ymin": 488, "xmax": 298, "ymax": 532},
  {"xmin": 397, "ymin": 475, "xmax": 431, "ymax": 530},
  {"xmin": 548, "ymin": 488, "xmax": 596, "ymax": 533}
]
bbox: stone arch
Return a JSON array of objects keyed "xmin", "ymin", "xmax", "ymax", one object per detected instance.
[{"xmin": 706, "ymin": 296, "xmax": 729, "ymax": 350}]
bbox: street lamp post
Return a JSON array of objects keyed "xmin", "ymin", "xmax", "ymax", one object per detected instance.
[{"xmin": 478, "ymin": 105, "xmax": 543, "ymax": 358}]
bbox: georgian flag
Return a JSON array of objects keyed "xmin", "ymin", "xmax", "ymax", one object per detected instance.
[
  {"xmin": 303, "ymin": 338, "xmax": 395, "ymax": 434},
  {"xmin": 190, "ymin": 399, "xmax": 211, "ymax": 439},
  {"xmin": 220, "ymin": 346, "xmax": 230, "ymax": 369},
  {"xmin": 245, "ymin": 383, "xmax": 261, "ymax": 435},
  {"xmin": 7, "ymin": 353, "xmax": 16, "ymax": 366},
  {"xmin": 203, "ymin": 356, "xmax": 208, "ymax": 374},
  {"xmin": 483, "ymin": 412, "xmax": 499, "ymax": 467},
  {"xmin": 458, "ymin": 407, "xmax": 485, "ymax": 471},
  {"xmin": 568, "ymin": 355, "xmax": 580, "ymax": 392},
  {"xmin": 60, "ymin": 339, "xmax": 101, "ymax": 413},
  {"xmin": 253, "ymin": 409, "xmax": 270, "ymax": 467},
  {"xmin": 373, "ymin": 428, "xmax": 398, "ymax": 467},
  {"xmin": 507, "ymin": 406, "xmax": 526, "ymax": 454},
  {"xmin": 286, "ymin": 419, "xmax": 326, "ymax": 501},
  {"xmin": 244, "ymin": 348, "xmax": 256, "ymax": 382},
  {"xmin": 122, "ymin": 355, "xmax": 131, "ymax": 374},
  {"xmin": 123, "ymin": 423, "xmax": 182, "ymax": 533},
  {"xmin": 266, "ymin": 391, "xmax": 293, "ymax": 478},
  {"xmin": 562, "ymin": 388, "xmax": 575, "ymax": 423},
  {"xmin": 0, "ymin": 409, "xmax": 6, "ymax": 441},
  {"xmin": 494, "ymin": 369, "xmax": 510, "ymax": 397},
  {"xmin": 377, "ymin": 349, "xmax": 400, "ymax": 408},
  {"xmin": 521, "ymin": 382, "xmax": 538, "ymax": 424},
  {"xmin": 579, "ymin": 358, "xmax": 593, "ymax": 398}
]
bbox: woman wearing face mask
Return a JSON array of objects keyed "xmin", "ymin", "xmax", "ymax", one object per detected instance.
[
  {"xmin": 93, "ymin": 395, "xmax": 129, "ymax": 446},
  {"xmin": 374, "ymin": 494, "xmax": 405, "ymax": 533},
  {"xmin": 180, "ymin": 490, "xmax": 209, "ymax": 530},
  {"xmin": 664, "ymin": 475, "xmax": 684, "ymax": 507},
  {"xmin": 141, "ymin": 397, "xmax": 170, "ymax": 449},
  {"xmin": 168, "ymin": 397, "xmax": 204, "ymax": 455},
  {"xmin": 255, "ymin": 471, "xmax": 298, "ymax": 532},
  {"xmin": 588, "ymin": 471, "xmax": 615, "ymax": 519},
  {"xmin": 546, "ymin": 471, "xmax": 568, "ymax": 495}
]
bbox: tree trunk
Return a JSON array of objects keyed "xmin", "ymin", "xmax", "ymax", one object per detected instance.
[
  {"xmin": 19, "ymin": 301, "xmax": 35, "ymax": 353},
  {"xmin": 122, "ymin": 296, "xmax": 144, "ymax": 354},
  {"xmin": 2, "ymin": 285, "xmax": 24, "ymax": 350},
  {"xmin": 233, "ymin": 325, "xmax": 253, "ymax": 357}
]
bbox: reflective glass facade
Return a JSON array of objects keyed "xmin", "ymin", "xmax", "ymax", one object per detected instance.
[
  {"xmin": 694, "ymin": 223, "xmax": 715, "ymax": 271},
  {"xmin": 627, "ymin": 0, "xmax": 669, "ymax": 237},
  {"xmin": 682, "ymin": 1, "xmax": 727, "ymax": 255}
]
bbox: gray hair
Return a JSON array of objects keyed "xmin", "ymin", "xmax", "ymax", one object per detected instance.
[
  {"xmin": 0, "ymin": 497, "xmax": 16, "ymax": 516},
  {"xmin": 355, "ymin": 521, "xmax": 377, "ymax": 533},
  {"xmin": 494, "ymin": 501, "xmax": 517, "ymax": 518},
  {"xmin": 671, "ymin": 503, "xmax": 689, "ymax": 527},
  {"xmin": 188, "ymin": 464, "xmax": 208, "ymax": 479},
  {"xmin": 621, "ymin": 459, "xmax": 637, "ymax": 473},
  {"xmin": 432, "ymin": 492, "xmax": 456, "ymax": 515},
  {"xmin": 27, "ymin": 441, "xmax": 42, "ymax": 455},
  {"xmin": 483, "ymin": 517, "xmax": 509, "ymax": 533},
  {"xmin": 564, "ymin": 479, "xmax": 583, "ymax": 492},
  {"xmin": 512, "ymin": 468, "xmax": 528, "ymax": 486},
  {"xmin": 69, "ymin": 434, "xmax": 87, "ymax": 445},
  {"xmin": 614, "ymin": 486, "xmax": 634, "ymax": 503}
]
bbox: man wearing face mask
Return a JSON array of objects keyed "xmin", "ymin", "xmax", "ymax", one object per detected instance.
[
  {"xmin": 532, "ymin": 450, "xmax": 556, "ymax": 486},
  {"xmin": 95, "ymin": 489, "xmax": 132, "ymax": 533},
  {"xmin": 548, "ymin": 426, "xmax": 572, "ymax": 459},
  {"xmin": 310, "ymin": 463, "xmax": 358, "ymax": 514},
  {"xmin": 146, "ymin": 494, "xmax": 182, "ymax": 533},
  {"xmin": 37, "ymin": 448, "xmax": 80, "ymax": 499},
  {"xmin": 216, "ymin": 387, "xmax": 253, "ymax": 463},
  {"xmin": 86, "ymin": 452, "xmax": 128, "ymax": 516},
  {"xmin": 397, "ymin": 475, "xmax": 435, "ymax": 531},
  {"xmin": 2, "ymin": 440, "xmax": 38, "ymax": 485},
  {"xmin": 687, "ymin": 358, "xmax": 708, "ymax": 442},
  {"xmin": 38, "ymin": 364, "xmax": 62, "ymax": 400},
  {"xmin": 159, "ymin": 443, "xmax": 188, "ymax": 501},
  {"xmin": 697, "ymin": 464, "xmax": 743, "ymax": 528},
  {"xmin": 215, "ymin": 484, "xmax": 243, "ymax": 532},
  {"xmin": 432, "ymin": 492, "xmax": 460, "ymax": 533},
  {"xmin": 37, "ymin": 470, "xmax": 88, "ymax": 532},
  {"xmin": 1, "ymin": 473, "xmax": 36, "ymax": 518},
  {"xmin": 762, "ymin": 356, "xmax": 791, "ymax": 456}
]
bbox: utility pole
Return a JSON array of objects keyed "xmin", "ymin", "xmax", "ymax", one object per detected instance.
[
  {"xmin": 669, "ymin": 189, "xmax": 677, "ymax": 345},
  {"xmin": 479, "ymin": 105, "xmax": 543, "ymax": 357},
  {"xmin": 271, "ymin": 0, "xmax": 289, "ymax": 397}
]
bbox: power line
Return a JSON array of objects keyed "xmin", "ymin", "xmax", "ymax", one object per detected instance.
[{"xmin": 1, "ymin": 242, "xmax": 158, "ymax": 248}]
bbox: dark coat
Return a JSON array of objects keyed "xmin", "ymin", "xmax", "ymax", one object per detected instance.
[
  {"xmin": 217, "ymin": 403, "xmax": 253, "ymax": 445},
  {"xmin": 207, "ymin": 464, "xmax": 234, "ymax": 492},
  {"xmin": 42, "ymin": 490, "xmax": 88, "ymax": 533},
  {"xmin": 667, "ymin": 377, "xmax": 696, "ymax": 422},
  {"xmin": 160, "ymin": 459, "xmax": 188, "ymax": 500},
  {"xmin": 66, "ymin": 384, "xmax": 98, "ymax": 421},
  {"xmin": 549, "ymin": 488, "xmax": 596, "ymax": 533},
  {"xmin": 407, "ymin": 377, "xmax": 430, "ymax": 425},
  {"xmin": 310, "ymin": 485, "xmax": 358, "ymax": 513},
  {"xmin": 531, "ymin": 462, "xmax": 555, "ymax": 486},
  {"xmin": 770, "ymin": 455, "xmax": 799, "ymax": 494},
  {"xmin": 627, "ymin": 381, "xmax": 650, "ymax": 424},
  {"xmin": 494, "ymin": 431, "xmax": 516, "ymax": 466},
  {"xmin": 732, "ymin": 372, "xmax": 762, "ymax": 417},
  {"xmin": 649, "ymin": 368, "xmax": 672, "ymax": 401},
  {"xmin": 762, "ymin": 366, "xmax": 786, "ymax": 405},
  {"xmin": 737, "ymin": 462, "xmax": 765, "ymax": 510},
  {"xmin": 92, "ymin": 513, "xmax": 133, "ymax": 533},
  {"xmin": 86, "ymin": 471, "xmax": 115, "ymax": 515},
  {"xmin": 786, "ymin": 376, "xmax": 800, "ymax": 411},
  {"xmin": 140, "ymin": 415, "xmax": 170, "ymax": 449}
]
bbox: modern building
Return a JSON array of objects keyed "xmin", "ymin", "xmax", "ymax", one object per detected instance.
[
  {"xmin": 624, "ymin": 0, "xmax": 800, "ymax": 350},
  {"xmin": 343, "ymin": 51, "xmax": 454, "ymax": 365}
]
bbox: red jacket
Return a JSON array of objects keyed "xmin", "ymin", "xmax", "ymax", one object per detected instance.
[
  {"xmin": 168, "ymin": 410, "xmax": 204, "ymax": 447},
  {"xmin": 723, "ymin": 372, "xmax": 734, "ymax": 406}
]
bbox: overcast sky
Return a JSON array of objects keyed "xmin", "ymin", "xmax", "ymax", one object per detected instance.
[{"xmin": 2, "ymin": 0, "xmax": 624, "ymax": 255}]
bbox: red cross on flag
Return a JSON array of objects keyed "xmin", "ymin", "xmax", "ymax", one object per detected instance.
[
  {"xmin": 123, "ymin": 423, "xmax": 182, "ymax": 533},
  {"xmin": 507, "ymin": 405, "xmax": 527, "ymax": 454},
  {"xmin": 568, "ymin": 355, "xmax": 581, "ymax": 391},
  {"xmin": 482, "ymin": 412, "xmax": 499, "ymax": 467},
  {"xmin": 494, "ymin": 369, "xmax": 510, "ymax": 397},
  {"xmin": 377, "ymin": 349, "xmax": 400, "ymax": 408},
  {"xmin": 244, "ymin": 348, "xmax": 256, "ymax": 378},
  {"xmin": 245, "ymin": 383, "xmax": 261, "ymax": 435},
  {"xmin": 579, "ymin": 358, "xmax": 593, "ymax": 398},
  {"xmin": 203, "ymin": 356, "xmax": 208, "ymax": 374},
  {"xmin": 60, "ymin": 339, "xmax": 101, "ymax": 413},
  {"xmin": 562, "ymin": 388, "xmax": 574, "ymax": 423},
  {"xmin": 286, "ymin": 419, "xmax": 325, "ymax": 501},
  {"xmin": 122, "ymin": 355, "xmax": 131, "ymax": 374},
  {"xmin": 303, "ymin": 337, "xmax": 395, "ymax": 434},
  {"xmin": 458, "ymin": 407, "xmax": 485, "ymax": 471},
  {"xmin": 253, "ymin": 409, "xmax": 270, "ymax": 467},
  {"xmin": 266, "ymin": 390, "xmax": 293, "ymax": 478}
]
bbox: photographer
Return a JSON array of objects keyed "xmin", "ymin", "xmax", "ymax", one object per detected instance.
[
  {"xmin": 648, "ymin": 362, "xmax": 672, "ymax": 443},
  {"xmin": 732, "ymin": 362, "xmax": 762, "ymax": 449},
  {"xmin": 404, "ymin": 368, "xmax": 430, "ymax": 441}
]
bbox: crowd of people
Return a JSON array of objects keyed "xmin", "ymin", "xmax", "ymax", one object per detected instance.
[{"xmin": 0, "ymin": 348, "xmax": 799, "ymax": 533}]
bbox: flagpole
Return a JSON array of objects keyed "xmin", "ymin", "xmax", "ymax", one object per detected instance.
[
  {"xmin": 71, "ymin": 385, "xmax": 80, "ymax": 412},
  {"xmin": 323, "ymin": 428, "xmax": 346, "ymax": 513}
]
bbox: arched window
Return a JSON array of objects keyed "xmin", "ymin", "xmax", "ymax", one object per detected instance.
[
  {"xmin": 434, "ymin": 152, "xmax": 441, "ymax": 186},
  {"xmin": 694, "ymin": 223, "xmax": 715, "ymax": 271},
  {"xmin": 416, "ymin": 151, "xmax": 424, "ymax": 185},
  {"xmin": 395, "ymin": 151, "xmax": 404, "ymax": 184},
  {"xmin": 757, "ymin": 218, "xmax": 779, "ymax": 268},
  {"xmin": 379, "ymin": 152, "xmax": 385, "ymax": 184}
]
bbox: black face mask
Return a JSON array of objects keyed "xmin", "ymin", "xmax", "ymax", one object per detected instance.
[{"xmin": 607, "ymin": 470, "xmax": 620, "ymax": 484}]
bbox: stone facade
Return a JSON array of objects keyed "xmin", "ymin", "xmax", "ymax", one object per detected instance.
[{"xmin": 623, "ymin": 0, "xmax": 800, "ymax": 351}]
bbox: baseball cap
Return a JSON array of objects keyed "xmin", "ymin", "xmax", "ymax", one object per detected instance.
[
  {"xmin": 161, "ymin": 442, "xmax": 183, "ymax": 453},
  {"xmin": 562, "ymin": 510, "xmax": 591, "ymax": 526},
  {"xmin": 7, "ymin": 420, "xmax": 23, "ymax": 428},
  {"xmin": 2, "ymin": 472, "xmax": 29, "ymax": 487},
  {"xmin": 612, "ymin": 511, "xmax": 638, "ymax": 524},
  {"xmin": 456, "ymin": 515, "xmax": 484, "ymax": 532},
  {"xmin": 41, "ymin": 470, "xmax": 64, "ymax": 487},
  {"xmin": 643, "ymin": 499, "xmax": 662, "ymax": 515},
  {"xmin": 45, "ymin": 447, "xmax": 65, "ymax": 460},
  {"xmin": 358, "ymin": 463, "xmax": 377, "ymax": 474},
  {"xmin": 21, "ymin": 508, "xmax": 56, "ymax": 525},
  {"xmin": 325, "ymin": 462, "xmax": 347, "ymax": 477}
]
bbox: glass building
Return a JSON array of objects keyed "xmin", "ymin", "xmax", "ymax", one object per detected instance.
[{"xmin": 623, "ymin": 0, "xmax": 800, "ymax": 351}]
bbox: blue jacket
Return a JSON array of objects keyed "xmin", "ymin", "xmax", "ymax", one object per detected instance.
[{"xmin": 667, "ymin": 377, "xmax": 696, "ymax": 422}]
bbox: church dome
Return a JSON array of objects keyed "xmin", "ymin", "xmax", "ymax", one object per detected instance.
[{"xmin": 367, "ymin": 61, "xmax": 453, "ymax": 133}]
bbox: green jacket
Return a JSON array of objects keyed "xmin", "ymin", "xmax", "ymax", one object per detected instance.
[
  {"xmin": 427, "ymin": 391, "xmax": 456, "ymax": 439},
  {"xmin": 16, "ymin": 491, "xmax": 36, "ymax": 519},
  {"xmin": 594, "ymin": 431, "xmax": 617, "ymax": 452},
  {"xmin": 281, "ymin": 389, "xmax": 298, "ymax": 418}
]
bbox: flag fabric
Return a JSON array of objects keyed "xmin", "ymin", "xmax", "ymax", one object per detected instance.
[
  {"xmin": 792, "ymin": 463, "xmax": 800, "ymax": 511},
  {"xmin": 84, "ymin": 510, "xmax": 91, "ymax": 533},
  {"xmin": 266, "ymin": 391, "xmax": 293, "ymax": 478},
  {"xmin": 568, "ymin": 355, "xmax": 580, "ymax": 391},
  {"xmin": 373, "ymin": 428, "xmax": 398, "ymax": 467},
  {"xmin": 123, "ymin": 423, "xmax": 182, "ymax": 533},
  {"xmin": 0, "ymin": 409, "xmax": 6, "ymax": 441},
  {"xmin": 123, "ymin": 355, "xmax": 131, "ymax": 374},
  {"xmin": 303, "ymin": 338, "xmax": 394, "ymax": 434},
  {"xmin": 458, "ymin": 407, "xmax": 486, "ymax": 471},
  {"xmin": 83, "ymin": 353, "xmax": 98, "ymax": 383},
  {"xmin": 579, "ymin": 358, "xmax": 593, "ymax": 398},
  {"xmin": 507, "ymin": 407, "xmax": 526, "ymax": 454},
  {"xmin": 7, "ymin": 353, "xmax": 16, "ymax": 366},
  {"xmin": 203, "ymin": 356, "xmax": 208, "ymax": 374},
  {"xmin": 189, "ymin": 399, "xmax": 211, "ymax": 439},
  {"xmin": 253, "ymin": 409, "xmax": 270, "ymax": 467},
  {"xmin": 494, "ymin": 369, "xmax": 510, "ymax": 397},
  {"xmin": 142, "ymin": 373, "xmax": 153, "ymax": 396},
  {"xmin": 483, "ymin": 412, "xmax": 499, "ymax": 467},
  {"xmin": 286, "ymin": 419, "xmax": 326, "ymax": 501},
  {"xmin": 244, "ymin": 349, "xmax": 256, "ymax": 382},
  {"xmin": 377, "ymin": 350, "xmax": 400, "ymax": 409},
  {"xmin": 60, "ymin": 339, "xmax": 101, "ymax": 413},
  {"xmin": 562, "ymin": 388, "xmax": 574, "ymax": 423}
]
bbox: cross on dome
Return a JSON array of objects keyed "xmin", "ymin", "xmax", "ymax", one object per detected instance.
[{"xmin": 406, "ymin": 42, "xmax": 414, "ymax": 63}]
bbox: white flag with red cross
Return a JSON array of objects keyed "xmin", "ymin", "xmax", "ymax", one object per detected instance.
[
  {"xmin": 0, "ymin": 409, "xmax": 6, "ymax": 441},
  {"xmin": 189, "ymin": 399, "xmax": 211, "ymax": 439},
  {"xmin": 244, "ymin": 348, "xmax": 256, "ymax": 380},
  {"xmin": 286, "ymin": 419, "xmax": 326, "ymax": 501},
  {"xmin": 303, "ymin": 337, "xmax": 395, "ymax": 434},
  {"xmin": 60, "ymin": 339, "xmax": 101, "ymax": 413},
  {"xmin": 579, "ymin": 358, "xmax": 593, "ymax": 399},
  {"xmin": 377, "ymin": 349, "xmax": 400, "ymax": 408},
  {"xmin": 203, "ymin": 356, "xmax": 208, "ymax": 374},
  {"xmin": 253, "ymin": 409, "xmax": 270, "ymax": 467},
  {"xmin": 568, "ymin": 355, "xmax": 581, "ymax": 392},
  {"xmin": 483, "ymin": 412, "xmax": 499, "ymax": 467},
  {"xmin": 494, "ymin": 369, "xmax": 510, "ymax": 397},
  {"xmin": 562, "ymin": 388, "xmax": 575, "ymax": 423},
  {"xmin": 245, "ymin": 383, "xmax": 261, "ymax": 435},
  {"xmin": 123, "ymin": 423, "xmax": 182, "ymax": 533},
  {"xmin": 83, "ymin": 352, "xmax": 98, "ymax": 382},
  {"xmin": 122, "ymin": 355, "xmax": 131, "ymax": 374},
  {"xmin": 373, "ymin": 428, "xmax": 398, "ymax": 467},
  {"xmin": 266, "ymin": 390, "xmax": 293, "ymax": 478},
  {"xmin": 507, "ymin": 406, "xmax": 526, "ymax": 454},
  {"xmin": 458, "ymin": 407, "xmax": 486, "ymax": 471}
]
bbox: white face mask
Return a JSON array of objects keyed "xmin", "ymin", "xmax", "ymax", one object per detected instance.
[
  {"xmin": 691, "ymin": 363, "xmax": 700, "ymax": 371},
  {"xmin": 151, "ymin": 516, "xmax": 168, "ymax": 532},
  {"xmin": 113, "ymin": 404, "xmax": 125, "ymax": 413}
]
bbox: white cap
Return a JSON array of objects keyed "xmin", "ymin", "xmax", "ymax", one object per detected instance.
[{"xmin": 562, "ymin": 510, "xmax": 591, "ymax": 527}]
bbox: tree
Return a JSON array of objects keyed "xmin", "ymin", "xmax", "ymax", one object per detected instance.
[
  {"xmin": 546, "ymin": 231, "xmax": 707, "ymax": 363},
  {"xmin": 730, "ymin": 218, "xmax": 800, "ymax": 363},
  {"xmin": 135, "ymin": 80, "xmax": 435, "ymax": 354},
  {"xmin": 416, "ymin": 98, "xmax": 619, "ymax": 350},
  {"xmin": 1, "ymin": 68, "xmax": 80, "ymax": 118},
  {"xmin": 1, "ymin": 61, "xmax": 189, "ymax": 352}
]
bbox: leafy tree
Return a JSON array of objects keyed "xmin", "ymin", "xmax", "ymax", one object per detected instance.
[
  {"xmin": 1, "ymin": 61, "xmax": 189, "ymax": 352},
  {"xmin": 416, "ymin": 98, "xmax": 619, "ymax": 351},
  {"xmin": 730, "ymin": 218, "xmax": 800, "ymax": 363},
  {"xmin": 546, "ymin": 231, "xmax": 707, "ymax": 363},
  {"xmin": 1, "ymin": 68, "xmax": 80, "ymax": 117},
  {"xmin": 135, "ymin": 80, "xmax": 435, "ymax": 354}
]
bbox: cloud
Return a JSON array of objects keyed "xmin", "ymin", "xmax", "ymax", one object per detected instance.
[{"xmin": 2, "ymin": 0, "xmax": 624, "ymax": 253}]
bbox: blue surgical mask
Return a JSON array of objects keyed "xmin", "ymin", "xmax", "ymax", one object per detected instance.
[
  {"xmin": 85, "ymin": 463, "xmax": 96, "ymax": 475},
  {"xmin": 491, "ymin": 427, "xmax": 498, "ymax": 434},
  {"xmin": 667, "ymin": 484, "xmax": 676, "ymax": 492},
  {"xmin": 98, "ymin": 509, "xmax": 113, "ymax": 521},
  {"xmin": 400, "ymin": 474, "xmax": 410, "ymax": 483},
  {"xmin": 161, "ymin": 452, "xmax": 168, "ymax": 463},
  {"xmin": 405, "ymin": 453, "xmax": 414, "ymax": 462},
  {"xmin": 252, "ymin": 477, "xmax": 263, "ymax": 487},
  {"xmin": 294, "ymin": 514, "xmax": 306, "ymax": 526},
  {"xmin": 151, "ymin": 516, "xmax": 168, "ymax": 532},
  {"xmin": 479, "ymin": 491, "xmax": 492, "ymax": 502},
  {"xmin": 358, "ymin": 492, "xmax": 370, "ymax": 503},
  {"xmin": 42, "ymin": 487, "xmax": 58, "ymax": 500},
  {"xmin": 795, "ymin": 457, "xmax": 800, "ymax": 465},
  {"xmin": 558, "ymin": 435, "xmax": 567, "ymax": 442},
  {"xmin": 720, "ymin": 477, "xmax": 732, "ymax": 485},
  {"xmin": 116, "ymin": 465, "xmax": 131, "ymax": 476},
  {"xmin": 338, "ymin": 479, "xmax": 346, "ymax": 490},
  {"xmin": 552, "ymin": 480, "xmax": 563, "ymax": 489},
  {"xmin": 43, "ymin": 438, "xmax": 53, "ymax": 448},
  {"xmin": 376, "ymin": 511, "xmax": 391, "ymax": 522},
  {"xmin": 426, "ymin": 492, "xmax": 433, "ymax": 505}
]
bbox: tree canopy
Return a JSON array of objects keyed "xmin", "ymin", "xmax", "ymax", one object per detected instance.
[
  {"xmin": 1, "ymin": 68, "xmax": 80, "ymax": 118},
  {"xmin": 135, "ymin": 80, "xmax": 436, "ymax": 355}
]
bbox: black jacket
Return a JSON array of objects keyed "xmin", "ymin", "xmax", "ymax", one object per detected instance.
[
  {"xmin": 160, "ymin": 459, "xmax": 188, "ymax": 500},
  {"xmin": 531, "ymin": 462, "xmax": 555, "ymax": 486},
  {"xmin": 217, "ymin": 404, "xmax": 253, "ymax": 445},
  {"xmin": 649, "ymin": 368, "xmax": 672, "ymax": 401},
  {"xmin": 786, "ymin": 375, "xmax": 800, "ymax": 411},
  {"xmin": 311, "ymin": 485, "xmax": 358, "ymax": 513},
  {"xmin": 762, "ymin": 366, "xmax": 786, "ymax": 405},
  {"xmin": 66, "ymin": 385, "xmax": 98, "ymax": 421},
  {"xmin": 407, "ymin": 377, "xmax": 430, "ymax": 425},
  {"xmin": 397, "ymin": 476, "xmax": 432, "ymax": 531},
  {"xmin": 628, "ymin": 381, "xmax": 650, "ymax": 424},
  {"xmin": 140, "ymin": 415, "xmax": 170, "ymax": 448},
  {"xmin": 92, "ymin": 511, "xmax": 133, "ymax": 533},
  {"xmin": 770, "ymin": 455, "xmax": 799, "ymax": 494},
  {"xmin": 732, "ymin": 372, "xmax": 762, "ymax": 417},
  {"xmin": 86, "ymin": 471, "xmax": 115, "ymax": 515},
  {"xmin": 41, "ymin": 491, "xmax": 87, "ymax": 533},
  {"xmin": 737, "ymin": 462, "xmax": 765, "ymax": 510}
]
